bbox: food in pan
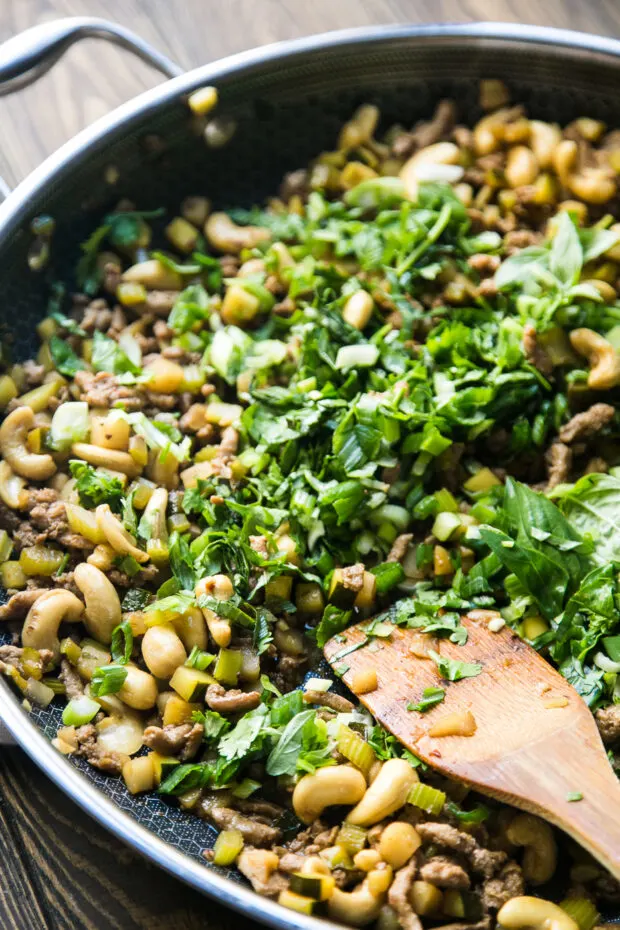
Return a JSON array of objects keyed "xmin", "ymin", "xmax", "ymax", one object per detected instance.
[{"xmin": 1, "ymin": 79, "xmax": 620, "ymax": 927}]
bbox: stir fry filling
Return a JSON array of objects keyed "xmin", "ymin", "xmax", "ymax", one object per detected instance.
[{"xmin": 2, "ymin": 80, "xmax": 620, "ymax": 928}]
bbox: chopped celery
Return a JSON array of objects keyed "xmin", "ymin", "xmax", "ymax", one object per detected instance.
[
  {"xmin": 337, "ymin": 724, "xmax": 376, "ymax": 776},
  {"xmin": 432, "ymin": 511, "xmax": 462, "ymax": 542},
  {"xmin": 407, "ymin": 782, "xmax": 446, "ymax": 816},
  {"xmin": 336, "ymin": 821, "xmax": 368, "ymax": 855},
  {"xmin": 231, "ymin": 778, "xmax": 261, "ymax": 799},
  {"xmin": 49, "ymin": 401, "xmax": 90, "ymax": 451},
  {"xmin": 62, "ymin": 696, "xmax": 100, "ymax": 726},
  {"xmin": 213, "ymin": 648, "xmax": 243, "ymax": 686},
  {"xmin": 560, "ymin": 898, "xmax": 599, "ymax": 930},
  {"xmin": 212, "ymin": 828, "xmax": 244, "ymax": 866},
  {"xmin": 19, "ymin": 545, "xmax": 65, "ymax": 576}
]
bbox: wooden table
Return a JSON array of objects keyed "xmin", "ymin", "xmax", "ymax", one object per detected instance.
[{"xmin": 0, "ymin": 1, "xmax": 619, "ymax": 927}]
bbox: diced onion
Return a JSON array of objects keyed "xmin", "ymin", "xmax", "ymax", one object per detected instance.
[
  {"xmin": 304, "ymin": 678, "xmax": 332, "ymax": 693},
  {"xmin": 96, "ymin": 714, "xmax": 144, "ymax": 756},
  {"xmin": 594, "ymin": 651, "xmax": 620, "ymax": 673},
  {"xmin": 335, "ymin": 345, "xmax": 379, "ymax": 371}
]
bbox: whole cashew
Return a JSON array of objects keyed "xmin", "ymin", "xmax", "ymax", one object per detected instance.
[
  {"xmin": 141, "ymin": 624, "xmax": 186, "ymax": 679},
  {"xmin": 400, "ymin": 142, "xmax": 462, "ymax": 201},
  {"xmin": 552, "ymin": 139, "xmax": 616, "ymax": 203},
  {"xmin": 118, "ymin": 665, "xmax": 158, "ymax": 710},
  {"xmin": 72, "ymin": 443, "xmax": 140, "ymax": 478},
  {"xmin": 569, "ymin": 328, "xmax": 620, "ymax": 390},
  {"xmin": 173, "ymin": 607, "xmax": 208, "ymax": 651},
  {"xmin": 22, "ymin": 589, "xmax": 84, "ymax": 660},
  {"xmin": 204, "ymin": 212, "xmax": 270, "ymax": 253},
  {"xmin": 529, "ymin": 121, "xmax": 562, "ymax": 169},
  {"xmin": 0, "ymin": 460, "xmax": 29, "ymax": 509},
  {"xmin": 347, "ymin": 759, "xmax": 419, "ymax": 827},
  {"xmin": 96, "ymin": 504, "xmax": 149, "ymax": 563},
  {"xmin": 195, "ymin": 575, "xmax": 234, "ymax": 648},
  {"xmin": 121, "ymin": 258, "xmax": 182, "ymax": 290},
  {"xmin": 292, "ymin": 765, "xmax": 367, "ymax": 824},
  {"xmin": 328, "ymin": 880, "xmax": 386, "ymax": 927},
  {"xmin": 0, "ymin": 407, "xmax": 56, "ymax": 480},
  {"xmin": 497, "ymin": 897, "xmax": 578, "ymax": 930},
  {"xmin": 506, "ymin": 813, "xmax": 557, "ymax": 885},
  {"xmin": 74, "ymin": 562, "xmax": 122, "ymax": 644}
]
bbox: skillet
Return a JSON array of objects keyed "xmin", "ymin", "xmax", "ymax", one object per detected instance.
[{"xmin": 2, "ymin": 18, "xmax": 620, "ymax": 928}]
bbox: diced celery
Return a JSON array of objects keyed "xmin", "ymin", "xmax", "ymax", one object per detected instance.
[
  {"xmin": 62, "ymin": 696, "xmax": 100, "ymax": 726},
  {"xmin": 560, "ymin": 898, "xmax": 599, "ymax": 930},
  {"xmin": 49, "ymin": 402, "xmax": 90, "ymax": 451},
  {"xmin": 463, "ymin": 467, "xmax": 501, "ymax": 493},
  {"xmin": 335, "ymin": 344, "xmax": 379, "ymax": 371},
  {"xmin": 337, "ymin": 724, "xmax": 376, "ymax": 777},
  {"xmin": 19, "ymin": 545, "xmax": 65, "ymax": 576},
  {"xmin": 432, "ymin": 512, "xmax": 462, "ymax": 542},
  {"xmin": 0, "ymin": 529, "xmax": 13, "ymax": 563},
  {"xmin": 212, "ymin": 828, "xmax": 244, "ymax": 866},
  {"xmin": 0, "ymin": 561, "xmax": 26, "ymax": 589},
  {"xmin": 407, "ymin": 782, "xmax": 446, "ymax": 815},
  {"xmin": 213, "ymin": 648, "xmax": 242, "ymax": 686},
  {"xmin": 434, "ymin": 488, "xmax": 459, "ymax": 512},
  {"xmin": 336, "ymin": 822, "xmax": 368, "ymax": 855}
]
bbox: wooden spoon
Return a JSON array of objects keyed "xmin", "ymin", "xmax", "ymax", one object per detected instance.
[{"xmin": 324, "ymin": 610, "xmax": 620, "ymax": 880}]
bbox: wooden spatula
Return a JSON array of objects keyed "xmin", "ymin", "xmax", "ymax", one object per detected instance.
[{"xmin": 324, "ymin": 611, "xmax": 620, "ymax": 880}]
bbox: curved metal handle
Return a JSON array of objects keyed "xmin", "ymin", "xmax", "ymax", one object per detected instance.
[{"xmin": 0, "ymin": 16, "xmax": 183, "ymax": 96}]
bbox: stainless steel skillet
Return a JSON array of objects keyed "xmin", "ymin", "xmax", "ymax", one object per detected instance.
[{"xmin": 1, "ymin": 18, "xmax": 620, "ymax": 929}]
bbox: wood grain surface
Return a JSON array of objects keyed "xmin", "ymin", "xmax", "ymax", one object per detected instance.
[{"xmin": 1, "ymin": 1, "xmax": 620, "ymax": 928}]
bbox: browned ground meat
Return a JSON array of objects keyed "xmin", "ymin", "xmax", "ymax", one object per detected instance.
[
  {"xmin": 340, "ymin": 562, "xmax": 364, "ymax": 595},
  {"xmin": 284, "ymin": 820, "xmax": 338, "ymax": 855},
  {"xmin": 107, "ymin": 564, "xmax": 160, "ymax": 588},
  {"xmin": 22, "ymin": 360, "xmax": 46, "ymax": 388},
  {"xmin": 585, "ymin": 456, "xmax": 608, "ymax": 474},
  {"xmin": 24, "ymin": 490, "xmax": 92, "ymax": 550},
  {"xmin": 0, "ymin": 588, "xmax": 47, "ymax": 621},
  {"xmin": 419, "ymin": 855, "xmax": 471, "ymax": 889},
  {"xmin": 80, "ymin": 299, "xmax": 113, "ymax": 333},
  {"xmin": 482, "ymin": 860, "xmax": 525, "ymax": 912},
  {"xmin": 416, "ymin": 822, "xmax": 506, "ymax": 879},
  {"xmin": 74, "ymin": 370, "xmax": 144, "ymax": 410},
  {"xmin": 545, "ymin": 442, "xmax": 573, "ymax": 490},
  {"xmin": 387, "ymin": 533, "xmax": 414, "ymax": 563},
  {"xmin": 392, "ymin": 99, "xmax": 456, "ymax": 158},
  {"xmin": 559, "ymin": 403, "xmax": 615, "ymax": 443},
  {"xmin": 59, "ymin": 658, "xmax": 84, "ymax": 699},
  {"xmin": 73, "ymin": 724, "xmax": 126, "ymax": 775},
  {"xmin": 235, "ymin": 799, "xmax": 285, "ymax": 820},
  {"xmin": 0, "ymin": 645, "xmax": 53, "ymax": 667},
  {"xmin": 143, "ymin": 290, "xmax": 178, "ymax": 315},
  {"xmin": 236, "ymin": 848, "xmax": 289, "ymax": 897},
  {"xmin": 523, "ymin": 323, "xmax": 553, "ymax": 376},
  {"xmin": 596, "ymin": 704, "xmax": 620, "ymax": 744},
  {"xmin": 302, "ymin": 690, "xmax": 354, "ymax": 713},
  {"xmin": 249, "ymin": 535, "xmax": 270, "ymax": 558},
  {"xmin": 203, "ymin": 805, "xmax": 281, "ymax": 847},
  {"xmin": 206, "ymin": 683, "xmax": 261, "ymax": 713},
  {"xmin": 0, "ymin": 500, "xmax": 22, "ymax": 534},
  {"xmin": 142, "ymin": 723, "xmax": 204, "ymax": 760},
  {"xmin": 388, "ymin": 858, "xmax": 422, "ymax": 930}
]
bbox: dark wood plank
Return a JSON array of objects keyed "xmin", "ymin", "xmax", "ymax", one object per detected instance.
[
  {"xmin": 0, "ymin": 748, "xmax": 246, "ymax": 930},
  {"xmin": 1, "ymin": 1, "xmax": 620, "ymax": 928}
]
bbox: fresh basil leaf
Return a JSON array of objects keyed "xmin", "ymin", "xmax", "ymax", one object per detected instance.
[
  {"xmin": 429, "ymin": 650, "xmax": 482, "ymax": 682},
  {"xmin": 49, "ymin": 336, "xmax": 85, "ymax": 376},
  {"xmin": 314, "ymin": 604, "xmax": 352, "ymax": 649},
  {"xmin": 407, "ymin": 686, "xmax": 446, "ymax": 713}
]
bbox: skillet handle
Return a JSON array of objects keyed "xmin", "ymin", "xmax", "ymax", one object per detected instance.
[{"xmin": 0, "ymin": 16, "xmax": 182, "ymax": 96}]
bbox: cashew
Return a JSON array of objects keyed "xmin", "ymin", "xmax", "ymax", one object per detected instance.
[
  {"xmin": 96, "ymin": 504, "xmax": 149, "ymax": 563},
  {"xmin": 551, "ymin": 139, "xmax": 616, "ymax": 203},
  {"xmin": 72, "ymin": 443, "xmax": 140, "ymax": 478},
  {"xmin": 73, "ymin": 562, "xmax": 122, "ymax": 644},
  {"xmin": 506, "ymin": 813, "xmax": 557, "ymax": 885},
  {"xmin": 400, "ymin": 142, "xmax": 462, "ymax": 200},
  {"xmin": 142, "ymin": 624, "xmax": 187, "ymax": 679},
  {"xmin": 497, "ymin": 896, "xmax": 578, "ymax": 930},
  {"xmin": 0, "ymin": 407, "xmax": 56, "ymax": 480},
  {"xmin": 204, "ymin": 212, "xmax": 270, "ymax": 253},
  {"xmin": 118, "ymin": 665, "xmax": 158, "ymax": 710},
  {"xmin": 473, "ymin": 106, "xmax": 523, "ymax": 155},
  {"xmin": 121, "ymin": 259, "xmax": 182, "ymax": 290},
  {"xmin": 173, "ymin": 607, "xmax": 208, "ymax": 651},
  {"xmin": 569, "ymin": 328, "xmax": 620, "ymax": 390},
  {"xmin": 87, "ymin": 543, "xmax": 116, "ymax": 571},
  {"xmin": 529, "ymin": 121, "xmax": 562, "ymax": 169},
  {"xmin": 568, "ymin": 167, "xmax": 616, "ymax": 204},
  {"xmin": 347, "ymin": 759, "xmax": 418, "ymax": 827},
  {"xmin": 505, "ymin": 146, "xmax": 539, "ymax": 188},
  {"xmin": 328, "ymin": 880, "xmax": 386, "ymax": 927},
  {"xmin": 292, "ymin": 765, "xmax": 367, "ymax": 824},
  {"xmin": 22, "ymin": 589, "xmax": 84, "ymax": 659},
  {"xmin": 338, "ymin": 104, "xmax": 380, "ymax": 150},
  {"xmin": 0, "ymin": 460, "xmax": 28, "ymax": 509},
  {"xmin": 195, "ymin": 574, "xmax": 234, "ymax": 647},
  {"xmin": 553, "ymin": 139, "xmax": 578, "ymax": 184}
]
